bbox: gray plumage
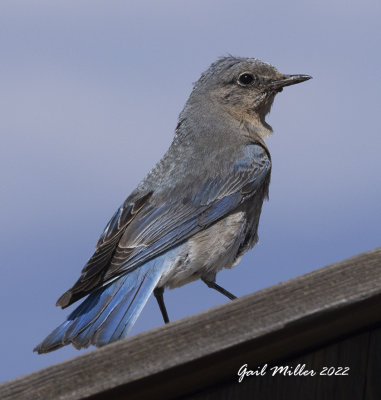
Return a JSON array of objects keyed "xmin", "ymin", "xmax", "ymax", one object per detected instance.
[{"xmin": 35, "ymin": 56, "xmax": 310, "ymax": 353}]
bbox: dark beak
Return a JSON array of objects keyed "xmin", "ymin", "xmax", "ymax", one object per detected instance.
[{"xmin": 268, "ymin": 74, "xmax": 312, "ymax": 91}]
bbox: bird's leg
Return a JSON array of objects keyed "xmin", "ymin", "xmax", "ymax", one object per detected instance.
[
  {"xmin": 202, "ymin": 278, "xmax": 237, "ymax": 300},
  {"xmin": 153, "ymin": 287, "xmax": 170, "ymax": 324}
]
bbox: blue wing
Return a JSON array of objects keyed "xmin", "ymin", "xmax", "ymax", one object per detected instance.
[{"xmin": 57, "ymin": 144, "xmax": 270, "ymax": 307}]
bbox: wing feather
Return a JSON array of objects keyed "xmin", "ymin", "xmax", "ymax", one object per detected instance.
[{"xmin": 57, "ymin": 144, "xmax": 270, "ymax": 308}]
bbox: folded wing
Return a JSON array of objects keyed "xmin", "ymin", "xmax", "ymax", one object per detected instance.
[{"xmin": 57, "ymin": 144, "xmax": 270, "ymax": 308}]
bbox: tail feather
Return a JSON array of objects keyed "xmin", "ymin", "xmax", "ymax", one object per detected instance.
[
  {"xmin": 34, "ymin": 248, "xmax": 180, "ymax": 354},
  {"xmin": 72, "ymin": 276, "xmax": 139, "ymax": 348},
  {"xmin": 63, "ymin": 276, "xmax": 126, "ymax": 343},
  {"xmin": 92, "ymin": 275, "xmax": 148, "ymax": 346},
  {"xmin": 109, "ymin": 271, "xmax": 157, "ymax": 343}
]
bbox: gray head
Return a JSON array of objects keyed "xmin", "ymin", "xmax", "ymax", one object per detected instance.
[{"xmin": 186, "ymin": 56, "xmax": 311, "ymax": 137}]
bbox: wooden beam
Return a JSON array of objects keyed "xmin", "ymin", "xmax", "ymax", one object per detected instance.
[{"xmin": 1, "ymin": 247, "xmax": 381, "ymax": 400}]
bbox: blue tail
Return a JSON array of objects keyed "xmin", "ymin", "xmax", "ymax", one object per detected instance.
[{"xmin": 34, "ymin": 248, "xmax": 179, "ymax": 353}]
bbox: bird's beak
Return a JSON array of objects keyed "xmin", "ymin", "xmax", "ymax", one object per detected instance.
[{"xmin": 268, "ymin": 74, "xmax": 312, "ymax": 91}]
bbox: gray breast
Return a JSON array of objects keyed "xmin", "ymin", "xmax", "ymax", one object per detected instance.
[{"xmin": 159, "ymin": 212, "xmax": 247, "ymax": 289}]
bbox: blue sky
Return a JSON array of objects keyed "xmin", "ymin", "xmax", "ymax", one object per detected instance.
[{"xmin": 1, "ymin": 0, "xmax": 380, "ymax": 382}]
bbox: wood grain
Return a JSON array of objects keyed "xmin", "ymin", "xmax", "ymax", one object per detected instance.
[
  {"xmin": 1, "ymin": 247, "xmax": 380, "ymax": 400},
  {"xmin": 180, "ymin": 325, "xmax": 381, "ymax": 400},
  {"xmin": 364, "ymin": 324, "xmax": 381, "ymax": 399}
]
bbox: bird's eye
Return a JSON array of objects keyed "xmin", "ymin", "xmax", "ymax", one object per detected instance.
[{"xmin": 238, "ymin": 73, "xmax": 255, "ymax": 86}]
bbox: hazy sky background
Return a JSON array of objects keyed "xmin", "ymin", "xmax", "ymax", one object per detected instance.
[{"xmin": 1, "ymin": 0, "xmax": 380, "ymax": 382}]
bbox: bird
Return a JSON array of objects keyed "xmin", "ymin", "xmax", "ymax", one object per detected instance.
[{"xmin": 34, "ymin": 56, "xmax": 311, "ymax": 353}]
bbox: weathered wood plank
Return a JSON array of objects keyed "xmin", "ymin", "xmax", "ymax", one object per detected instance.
[
  {"xmin": 1, "ymin": 247, "xmax": 381, "ymax": 400},
  {"xmin": 364, "ymin": 323, "xmax": 381, "ymax": 400},
  {"xmin": 180, "ymin": 326, "xmax": 380, "ymax": 400}
]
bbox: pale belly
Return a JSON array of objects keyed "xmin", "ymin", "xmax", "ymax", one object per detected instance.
[{"xmin": 158, "ymin": 212, "xmax": 247, "ymax": 289}]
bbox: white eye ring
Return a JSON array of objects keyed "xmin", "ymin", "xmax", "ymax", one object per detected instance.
[{"xmin": 238, "ymin": 73, "xmax": 255, "ymax": 86}]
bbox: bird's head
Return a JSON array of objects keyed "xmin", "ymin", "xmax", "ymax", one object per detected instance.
[{"xmin": 190, "ymin": 56, "xmax": 311, "ymax": 138}]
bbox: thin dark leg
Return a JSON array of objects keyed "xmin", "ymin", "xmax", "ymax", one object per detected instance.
[
  {"xmin": 153, "ymin": 287, "xmax": 170, "ymax": 323},
  {"xmin": 202, "ymin": 278, "xmax": 237, "ymax": 300}
]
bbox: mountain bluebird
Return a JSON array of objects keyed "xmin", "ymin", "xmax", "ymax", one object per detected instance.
[{"xmin": 34, "ymin": 56, "xmax": 311, "ymax": 353}]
